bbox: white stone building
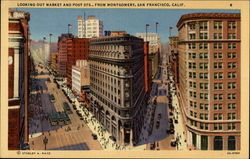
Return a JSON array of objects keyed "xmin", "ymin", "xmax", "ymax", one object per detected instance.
[{"xmin": 77, "ymin": 15, "xmax": 103, "ymax": 38}]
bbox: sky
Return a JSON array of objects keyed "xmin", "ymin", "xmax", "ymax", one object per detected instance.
[{"xmin": 16, "ymin": 8, "xmax": 240, "ymax": 43}]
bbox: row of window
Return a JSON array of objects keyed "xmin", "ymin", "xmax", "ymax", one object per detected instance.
[
  {"xmin": 188, "ymin": 43, "xmax": 237, "ymax": 50},
  {"xmin": 189, "ymin": 92, "xmax": 237, "ymax": 100},
  {"xmin": 188, "ymin": 52, "xmax": 236, "ymax": 59},
  {"xmin": 190, "ymin": 120, "xmax": 236, "ymax": 130},
  {"xmin": 189, "ymin": 101, "xmax": 237, "ymax": 110},
  {"xmin": 189, "ymin": 33, "xmax": 237, "ymax": 40},
  {"xmin": 188, "ymin": 62, "xmax": 237, "ymax": 69},
  {"xmin": 188, "ymin": 21, "xmax": 236, "ymax": 30}
]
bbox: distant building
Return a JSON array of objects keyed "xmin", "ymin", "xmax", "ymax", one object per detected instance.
[
  {"xmin": 72, "ymin": 60, "xmax": 90, "ymax": 98},
  {"xmin": 136, "ymin": 33, "xmax": 161, "ymax": 85},
  {"xmin": 88, "ymin": 35, "xmax": 147, "ymax": 146},
  {"xmin": 168, "ymin": 36, "xmax": 179, "ymax": 84},
  {"xmin": 77, "ymin": 15, "xmax": 103, "ymax": 38},
  {"xmin": 57, "ymin": 34, "xmax": 73, "ymax": 77},
  {"xmin": 66, "ymin": 38, "xmax": 89, "ymax": 88},
  {"xmin": 50, "ymin": 52, "xmax": 58, "ymax": 73},
  {"xmin": 44, "ymin": 42, "xmax": 50, "ymax": 66},
  {"xmin": 176, "ymin": 13, "xmax": 241, "ymax": 150},
  {"xmin": 110, "ymin": 31, "xmax": 127, "ymax": 36},
  {"xmin": 8, "ymin": 9, "xmax": 30, "ymax": 150}
]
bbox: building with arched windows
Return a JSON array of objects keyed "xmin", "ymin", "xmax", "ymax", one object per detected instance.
[
  {"xmin": 88, "ymin": 35, "xmax": 147, "ymax": 146},
  {"xmin": 176, "ymin": 13, "xmax": 241, "ymax": 150}
]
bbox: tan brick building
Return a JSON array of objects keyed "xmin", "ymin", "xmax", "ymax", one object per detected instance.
[{"xmin": 176, "ymin": 13, "xmax": 241, "ymax": 150}]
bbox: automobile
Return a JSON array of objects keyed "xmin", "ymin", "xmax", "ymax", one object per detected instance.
[
  {"xmin": 73, "ymin": 105, "xmax": 77, "ymax": 110},
  {"xmin": 156, "ymin": 121, "xmax": 160, "ymax": 129},
  {"xmin": 63, "ymin": 102, "xmax": 72, "ymax": 114},
  {"xmin": 80, "ymin": 117, "xmax": 84, "ymax": 120},
  {"xmin": 158, "ymin": 113, "xmax": 161, "ymax": 119},
  {"xmin": 170, "ymin": 123, "xmax": 175, "ymax": 129},
  {"xmin": 170, "ymin": 139, "xmax": 177, "ymax": 147},
  {"xmin": 150, "ymin": 143, "xmax": 155, "ymax": 150},
  {"xmin": 174, "ymin": 119, "xmax": 178, "ymax": 124},
  {"xmin": 170, "ymin": 129, "xmax": 175, "ymax": 134},
  {"xmin": 22, "ymin": 143, "xmax": 30, "ymax": 150},
  {"xmin": 92, "ymin": 133, "xmax": 98, "ymax": 140},
  {"xmin": 109, "ymin": 136, "xmax": 116, "ymax": 142},
  {"xmin": 169, "ymin": 112, "xmax": 173, "ymax": 116},
  {"xmin": 169, "ymin": 118, "xmax": 173, "ymax": 124}
]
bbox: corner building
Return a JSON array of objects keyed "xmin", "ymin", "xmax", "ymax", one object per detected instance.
[
  {"xmin": 176, "ymin": 13, "xmax": 240, "ymax": 150},
  {"xmin": 88, "ymin": 35, "xmax": 147, "ymax": 146}
]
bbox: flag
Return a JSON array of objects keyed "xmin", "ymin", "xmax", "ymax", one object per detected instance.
[
  {"xmin": 156, "ymin": 22, "xmax": 160, "ymax": 26},
  {"xmin": 146, "ymin": 24, "xmax": 150, "ymax": 27},
  {"xmin": 169, "ymin": 26, "xmax": 173, "ymax": 30},
  {"xmin": 68, "ymin": 24, "xmax": 73, "ymax": 28}
]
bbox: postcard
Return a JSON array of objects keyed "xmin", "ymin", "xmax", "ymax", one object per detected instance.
[{"xmin": 0, "ymin": 0, "xmax": 249, "ymax": 158}]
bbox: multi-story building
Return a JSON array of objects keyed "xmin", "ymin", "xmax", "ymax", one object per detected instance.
[
  {"xmin": 44, "ymin": 42, "xmax": 50, "ymax": 66},
  {"xmin": 72, "ymin": 60, "xmax": 90, "ymax": 97},
  {"xmin": 8, "ymin": 9, "xmax": 30, "ymax": 150},
  {"xmin": 88, "ymin": 35, "xmax": 147, "ymax": 146},
  {"xmin": 50, "ymin": 52, "xmax": 58, "ymax": 73},
  {"xmin": 176, "ymin": 13, "xmax": 241, "ymax": 150},
  {"xmin": 57, "ymin": 34, "xmax": 73, "ymax": 77},
  {"xmin": 168, "ymin": 36, "xmax": 179, "ymax": 84},
  {"xmin": 77, "ymin": 15, "xmax": 103, "ymax": 38},
  {"xmin": 136, "ymin": 33, "xmax": 161, "ymax": 82},
  {"xmin": 66, "ymin": 38, "xmax": 89, "ymax": 88}
]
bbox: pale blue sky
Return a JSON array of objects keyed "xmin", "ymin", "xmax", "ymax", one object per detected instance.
[{"xmin": 16, "ymin": 8, "xmax": 239, "ymax": 42}]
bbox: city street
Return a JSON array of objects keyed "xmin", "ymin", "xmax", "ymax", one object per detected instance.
[{"xmin": 28, "ymin": 65, "xmax": 102, "ymax": 150}]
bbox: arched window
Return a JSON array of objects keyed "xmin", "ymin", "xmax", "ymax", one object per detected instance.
[
  {"xmin": 214, "ymin": 136, "xmax": 223, "ymax": 150},
  {"xmin": 228, "ymin": 136, "xmax": 236, "ymax": 150}
]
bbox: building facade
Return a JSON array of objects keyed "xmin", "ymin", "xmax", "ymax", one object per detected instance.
[
  {"xmin": 57, "ymin": 34, "xmax": 73, "ymax": 77},
  {"xmin": 168, "ymin": 36, "xmax": 179, "ymax": 85},
  {"xmin": 72, "ymin": 60, "xmax": 90, "ymax": 95},
  {"xmin": 176, "ymin": 13, "xmax": 241, "ymax": 150},
  {"xmin": 50, "ymin": 52, "xmax": 57, "ymax": 73},
  {"xmin": 66, "ymin": 38, "xmax": 89, "ymax": 88},
  {"xmin": 136, "ymin": 33, "xmax": 161, "ymax": 81},
  {"xmin": 77, "ymin": 15, "xmax": 103, "ymax": 38},
  {"xmin": 88, "ymin": 35, "xmax": 147, "ymax": 146},
  {"xmin": 8, "ymin": 9, "xmax": 30, "ymax": 150}
]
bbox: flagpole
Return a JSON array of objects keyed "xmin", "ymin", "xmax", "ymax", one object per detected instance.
[{"xmin": 156, "ymin": 22, "xmax": 158, "ymax": 33}]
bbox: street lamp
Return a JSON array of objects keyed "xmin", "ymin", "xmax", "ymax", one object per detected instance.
[{"xmin": 43, "ymin": 136, "xmax": 48, "ymax": 150}]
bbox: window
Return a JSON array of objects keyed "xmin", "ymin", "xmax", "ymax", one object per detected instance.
[
  {"xmin": 214, "ymin": 62, "xmax": 223, "ymax": 69},
  {"xmin": 214, "ymin": 123, "xmax": 222, "ymax": 130},
  {"xmin": 227, "ymin": 93, "xmax": 236, "ymax": 100},
  {"xmin": 199, "ymin": 21, "xmax": 208, "ymax": 30},
  {"xmin": 200, "ymin": 33, "xmax": 208, "ymax": 39},
  {"xmin": 189, "ymin": 23, "xmax": 196, "ymax": 30},
  {"xmin": 228, "ymin": 33, "xmax": 236, "ymax": 39},
  {"xmin": 228, "ymin": 52, "xmax": 236, "ymax": 59},
  {"xmin": 188, "ymin": 52, "xmax": 196, "ymax": 59},
  {"xmin": 228, "ymin": 43, "xmax": 236, "ymax": 49},
  {"xmin": 188, "ymin": 43, "xmax": 196, "ymax": 49},
  {"xmin": 190, "ymin": 110, "xmax": 193, "ymax": 116},
  {"xmin": 214, "ymin": 52, "xmax": 223, "ymax": 59},
  {"xmin": 228, "ymin": 62, "xmax": 237, "ymax": 69},
  {"xmin": 189, "ymin": 81, "xmax": 197, "ymax": 88},
  {"xmin": 214, "ymin": 72, "xmax": 223, "ymax": 79},
  {"xmin": 228, "ymin": 82, "xmax": 236, "ymax": 89},
  {"xmin": 214, "ymin": 94, "xmax": 223, "ymax": 100},
  {"xmin": 214, "ymin": 114, "xmax": 223, "ymax": 120},
  {"xmin": 227, "ymin": 72, "xmax": 236, "ymax": 79},
  {"xmin": 228, "ymin": 113, "xmax": 236, "ymax": 120},
  {"xmin": 214, "ymin": 83, "xmax": 223, "ymax": 90},
  {"xmin": 214, "ymin": 43, "xmax": 223, "ymax": 49},
  {"xmin": 189, "ymin": 72, "xmax": 196, "ymax": 79},
  {"xmin": 199, "ymin": 63, "xmax": 208, "ymax": 69},
  {"xmin": 200, "ymin": 93, "xmax": 208, "ymax": 100},
  {"xmin": 189, "ymin": 33, "xmax": 196, "ymax": 40},
  {"xmin": 200, "ymin": 113, "xmax": 205, "ymax": 120},
  {"xmin": 228, "ymin": 21, "xmax": 236, "ymax": 29},
  {"xmin": 214, "ymin": 104, "xmax": 223, "ymax": 110},
  {"xmin": 188, "ymin": 62, "xmax": 196, "ymax": 69},
  {"xmin": 199, "ymin": 72, "xmax": 208, "ymax": 79},
  {"xmin": 214, "ymin": 33, "xmax": 222, "ymax": 39},
  {"xmin": 199, "ymin": 52, "xmax": 208, "ymax": 59},
  {"xmin": 228, "ymin": 103, "xmax": 236, "ymax": 110},
  {"xmin": 214, "ymin": 21, "xmax": 222, "ymax": 29},
  {"xmin": 228, "ymin": 123, "xmax": 236, "ymax": 130},
  {"xmin": 200, "ymin": 83, "xmax": 208, "ymax": 90},
  {"xmin": 200, "ymin": 103, "xmax": 209, "ymax": 110},
  {"xmin": 199, "ymin": 43, "xmax": 208, "ymax": 49}
]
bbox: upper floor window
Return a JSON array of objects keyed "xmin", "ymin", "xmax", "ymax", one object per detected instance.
[
  {"xmin": 228, "ymin": 21, "xmax": 236, "ymax": 29},
  {"xmin": 199, "ymin": 21, "xmax": 208, "ymax": 30},
  {"xmin": 189, "ymin": 23, "xmax": 196, "ymax": 30},
  {"xmin": 214, "ymin": 21, "xmax": 222, "ymax": 29},
  {"xmin": 200, "ymin": 33, "xmax": 208, "ymax": 39}
]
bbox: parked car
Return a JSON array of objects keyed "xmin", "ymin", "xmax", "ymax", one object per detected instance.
[
  {"xmin": 150, "ymin": 143, "xmax": 155, "ymax": 150},
  {"xmin": 169, "ymin": 118, "xmax": 173, "ymax": 124},
  {"xmin": 92, "ymin": 133, "xmax": 98, "ymax": 140},
  {"xmin": 109, "ymin": 136, "xmax": 116, "ymax": 142},
  {"xmin": 170, "ymin": 139, "xmax": 177, "ymax": 147}
]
